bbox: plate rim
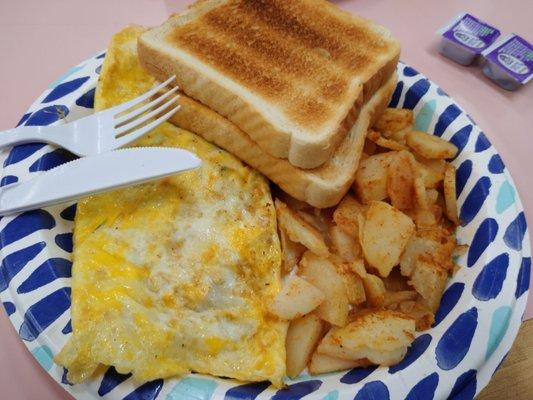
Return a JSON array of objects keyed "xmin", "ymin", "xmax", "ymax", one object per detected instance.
[{"xmin": 0, "ymin": 52, "xmax": 530, "ymax": 400}]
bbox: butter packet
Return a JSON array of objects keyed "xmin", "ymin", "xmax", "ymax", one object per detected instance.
[
  {"xmin": 481, "ymin": 34, "xmax": 533, "ymax": 91},
  {"xmin": 437, "ymin": 12, "xmax": 500, "ymax": 65}
]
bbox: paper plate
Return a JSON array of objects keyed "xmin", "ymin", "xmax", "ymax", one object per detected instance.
[{"xmin": 0, "ymin": 53, "xmax": 530, "ymax": 400}]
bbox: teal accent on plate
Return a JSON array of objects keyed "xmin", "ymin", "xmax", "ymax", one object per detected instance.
[
  {"xmin": 486, "ymin": 306, "xmax": 512, "ymax": 360},
  {"xmin": 496, "ymin": 181, "xmax": 515, "ymax": 214},
  {"xmin": 48, "ymin": 65, "xmax": 84, "ymax": 88},
  {"xmin": 321, "ymin": 390, "xmax": 339, "ymax": 400},
  {"xmin": 285, "ymin": 373, "xmax": 312, "ymax": 383},
  {"xmin": 166, "ymin": 377, "xmax": 218, "ymax": 400},
  {"xmin": 31, "ymin": 345, "xmax": 54, "ymax": 371},
  {"xmin": 414, "ymin": 99, "xmax": 437, "ymax": 132}
]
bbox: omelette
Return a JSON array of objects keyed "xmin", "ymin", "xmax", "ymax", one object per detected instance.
[{"xmin": 55, "ymin": 26, "xmax": 286, "ymax": 386}]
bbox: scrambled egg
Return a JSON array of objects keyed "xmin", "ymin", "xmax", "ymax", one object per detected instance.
[{"xmin": 55, "ymin": 26, "xmax": 286, "ymax": 386}]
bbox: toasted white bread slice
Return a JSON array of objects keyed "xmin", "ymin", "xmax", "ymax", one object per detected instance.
[
  {"xmin": 170, "ymin": 73, "xmax": 396, "ymax": 207},
  {"xmin": 138, "ymin": 0, "xmax": 400, "ymax": 168}
]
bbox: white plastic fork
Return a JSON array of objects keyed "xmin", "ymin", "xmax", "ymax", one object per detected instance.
[{"xmin": 0, "ymin": 76, "xmax": 180, "ymax": 156}]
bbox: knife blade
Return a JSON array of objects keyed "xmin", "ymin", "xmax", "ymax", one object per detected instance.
[{"xmin": 0, "ymin": 147, "xmax": 201, "ymax": 216}]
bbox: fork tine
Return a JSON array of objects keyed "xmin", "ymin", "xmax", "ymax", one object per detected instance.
[
  {"xmin": 114, "ymin": 105, "xmax": 181, "ymax": 148},
  {"xmin": 114, "ymin": 86, "xmax": 180, "ymax": 126},
  {"xmin": 109, "ymin": 76, "xmax": 176, "ymax": 115},
  {"xmin": 114, "ymin": 95, "xmax": 180, "ymax": 136}
]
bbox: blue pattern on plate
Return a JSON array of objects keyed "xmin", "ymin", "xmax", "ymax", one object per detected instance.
[
  {"xmin": 460, "ymin": 177, "xmax": 492, "ymax": 225},
  {"xmin": 449, "ymin": 370, "xmax": 477, "ymax": 400},
  {"xmin": 403, "ymin": 78, "xmax": 430, "ymax": 110},
  {"xmin": 434, "ymin": 104, "xmax": 461, "ymax": 137},
  {"xmin": 96, "ymin": 52, "xmax": 106, "ymax": 59},
  {"xmin": 167, "ymin": 377, "xmax": 218, "ymax": 400},
  {"xmin": 436, "ymin": 308, "xmax": 478, "ymax": 370},
  {"xmin": 17, "ymin": 112, "xmax": 32, "ymax": 127},
  {"xmin": 472, "ymin": 253, "xmax": 509, "ymax": 301},
  {"xmin": 224, "ymin": 381, "xmax": 270, "ymax": 399},
  {"xmin": 271, "ymin": 380, "xmax": 321, "ymax": 399},
  {"xmin": 455, "ymin": 160, "xmax": 472, "ymax": 197},
  {"xmin": 496, "ymin": 181, "xmax": 515, "ymax": 214},
  {"xmin": 388, "ymin": 81, "xmax": 403, "ymax": 108},
  {"xmin": 488, "ymin": 154, "xmax": 504, "ymax": 174},
  {"xmin": 503, "ymin": 212, "xmax": 527, "ymax": 251},
  {"xmin": 75, "ymin": 88, "xmax": 95, "ymax": 109},
  {"xmin": 449, "ymin": 125, "xmax": 472, "ymax": 155},
  {"xmin": 389, "ymin": 334, "xmax": 432, "ymax": 374},
  {"xmin": 474, "ymin": 133, "xmax": 491, "ymax": 152},
  {"xmin": 42, "ymin": 77, "xmax": 89, "ymax": 103},
  {"xmin": 0, "ymin": 175, "xmax": 18, "ymax": 187},
  {"xmin": 25, "ymin": 105, "xmax": 69, "ymax": 126},
  {"xmin": 4, "ymin": 143, "xmax": 47, "ymax": 167},
  {"xmin": 486, "ymin": 306, "xmax": 511, "ymax": 360},
  {"xmin": 437, "ymin": 87, "xmax": 450, "ymax": 97},
  {"xmin": 434, "ymin": 283, "xmax": 465, "ymax": 326},
  {"xmin": 353, "ymin": 381, "xmax": 389, "ymax": 400},
  {"xmin": 55, "ymin": 233, "xmax": 73, "ymax": 253},
  {"xmin": 0, "ymin": 242, "xmax": 46, "ymax": 291},
  {"xmin": 3, "ymin": 301, "xmax": 15, "ymax": 316},
  {"xmin": 340, "ymin": 366, "xmax": 377, "ymax": 384},
  {"xmin": 467, "ymin": 218, "xmax": 498, "ymax": 267},
  {"xmin": 414, "ymin": 99, "xmax": 436, "ymax": 132},
  {"xmin": 17, "ymin": 258, "xmax": 72, "ymax": 294},
  {"xmin": 29, "ymin": 149, "xmax": 76, "ymax": 172},
  {"xmin": 98, "ymin": 367, "xmax": 132, "ymax": 396},
  {"xmin": 404, "ymin": 372, "xmax": 439, "ymax": 400},
  {"xmin": 403, "ymin": 66, "xmax": 419, "ymax": 77},
  {"xmin": 515, "ymin": 257, "xmax": 531, "ymax": 299},
  {"xmin": 62, "ymin": 368, "xmax": 73, "ymax": 386},
  {"xmin": 32, "ymin": 345, "xmax": 54, "ymax": 371},
  {"xmin": 0, "ymin": 210, "xmax": 55, "ymax": 249},
  {"xmin": 19, "ymin": 287, "xmax": 71, "ymax": 341},
  {"xmin": 61, "ymin": 319, "xmax": 72, "ymax": 334},
  {"xmin": 60, "ymin": 204, "xmax": 77, "ymax": 221},
  {"xmin": 122, "ymin": 379, "xmax": 163, "ymax": 400}
]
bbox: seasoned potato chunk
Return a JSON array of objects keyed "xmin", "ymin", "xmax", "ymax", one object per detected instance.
[
  {"xmin": 279, "ymin": 228, "xmax": 306, "ymax": 273},
  {"xmin": 374, "ymin": 108, "xmax": 414, "ymax": 142},
  {"xmin": 317, "ymin": 310, "xmax": 415, "ymax": 365},
  {"xmin": 329, "ymin": 225, "xmax": 361, "ymax": 262},
  {"xmin": 406, "ymin": 131, "xmax": 458, "ymax": 159},
  {"xmin": 387, "ymin": 151, "xmax": 415, "ymax": 210},
  {"xmin": 299, "ymin": 252, "xmax": 349, "ymax": 326},
  {"xmin": 309, "ymin": 352, "xmax": 369, "ymax": 375},
  {"xmin": 353, "ymin": 152, "xmax": 397, "ymax": 204},
  {"xmin": 443, "ymin": 163, "xmax": 460, "ymax": 225},
  {"xmin": 333, "ymin": 194, "xmax": 366, "ymax": 238},
  {"xmin": 275, "ymin": 199, "xmax": 329, "ymax": 257},
  {"xmin": 268, "ymin": 275, "xmax": 325, "ymax": 320},
  {"xmin": 286, "ymin": 314, "xmax": 324, "ymax": 378},
  {"xmin": 361, "ymin": 201, "xmax": 415, "ymax": 277}
]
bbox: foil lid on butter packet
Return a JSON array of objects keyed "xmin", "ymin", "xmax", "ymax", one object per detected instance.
[
  {"xmin": 437, "ymin": 12, "xmax": 500, "ymax": 65},
  {"xmin": 481, "ymin": 34, "xmax": 532, "ymax": 90}
]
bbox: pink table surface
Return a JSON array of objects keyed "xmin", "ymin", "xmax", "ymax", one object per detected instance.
[{"xmin": 0, "ymin": 1, "xmax": 532, "ymax": 399}]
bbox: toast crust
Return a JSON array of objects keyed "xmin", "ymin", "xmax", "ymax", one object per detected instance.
[
  {"xmin": 139, "ymin": 0, "xmax": 400, "ymax": 168},
  {"xmin": 169, "ymin": 73, "xmax": 397, "ymax": 208}
]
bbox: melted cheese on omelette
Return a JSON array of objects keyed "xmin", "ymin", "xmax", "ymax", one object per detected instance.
[{"xmin": 55, "ymin": 26, "xmax": 286, "ymax": 386}]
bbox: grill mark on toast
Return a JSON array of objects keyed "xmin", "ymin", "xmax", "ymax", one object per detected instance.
[
  {"xmin": 203, "ymin": 9, "xmax": 351, "ymax": 103},
  {"xmin": 166, "ymin": 0, "xmax": 398, "ymax": 132},
  {"xmin": 200, "ymin": 7, "xmax": 351, "ymax": 124},
  {"xmin": 170, "ymin": 29, "xmax": 289, "ymax": 97},
  {"xmin": 239, "ymin": 0, "xmax": 388, "ymax": 71}
]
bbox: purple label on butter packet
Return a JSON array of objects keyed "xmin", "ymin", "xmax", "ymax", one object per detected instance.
[
  {"xmin": 441, "ymin": 13, "xmax": 500, "ymax": 53},
  {"xmin": 483, "ymin": 34, "xmax": 533, "ymax": 84}
]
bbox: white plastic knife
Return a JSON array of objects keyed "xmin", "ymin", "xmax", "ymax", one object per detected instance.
[{"xmin": 0, "ymin": 147, "xmax": 201, "ymax": 216}]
